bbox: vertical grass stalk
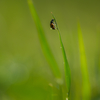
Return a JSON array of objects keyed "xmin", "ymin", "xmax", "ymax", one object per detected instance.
[
  {"xmin": 51, "ymin": 13, "xmax": 71, "ymax": 99},
  {"xmin": 77, "ymin": 23, "xmax": 91, "ymax": 100}
]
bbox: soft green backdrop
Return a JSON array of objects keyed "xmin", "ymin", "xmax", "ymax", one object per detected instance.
[{"xmin": 0, "ymin": 0, "xmax": 100, "ymax": 100}]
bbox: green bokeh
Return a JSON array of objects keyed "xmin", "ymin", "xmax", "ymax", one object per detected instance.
[{"xmin": 0, "ymin": 0, "xmax": 100, "ymax": 100}]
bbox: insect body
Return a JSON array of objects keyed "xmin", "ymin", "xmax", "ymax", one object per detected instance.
[{"xmin": 50, "ymin": 19, "xmax": 55, "ymax": 30}]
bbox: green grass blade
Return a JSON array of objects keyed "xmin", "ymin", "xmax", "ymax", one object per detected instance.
[
  {"xmin": 51, "ymin": 13, "xmax": 71, "ymax": 98},
  {"xmin": 77, "ymin": 23, "xmax": 91, "ymax": 100},
  {"xmin": 27, "ymin": 0, "xmax": 62, "ymax": 82},
  {"xmin": 57, "ymin": 30, "xmax": 71, "ymax": 97}
]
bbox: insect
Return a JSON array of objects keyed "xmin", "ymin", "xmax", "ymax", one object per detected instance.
[{"xmin": 50, "ymin": 19, "xmax": 55, "ymax": 30}]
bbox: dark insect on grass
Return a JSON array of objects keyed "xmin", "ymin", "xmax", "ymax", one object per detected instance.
[{"xmin": 50, "ymin": 19, "xmax": 56, "ymax": 30}]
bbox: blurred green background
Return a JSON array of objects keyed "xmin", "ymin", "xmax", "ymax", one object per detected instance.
[{"xmin": 0, "ymin": 0, "xmax": 100, "ymax": 100}]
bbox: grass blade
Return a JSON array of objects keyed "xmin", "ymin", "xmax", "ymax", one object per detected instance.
[
  {"xmin": 77, "ymin": 23, "xmax": 91, "ymax": 100},
  {"xmin": 27, "ymin": 0, "xmax": 62, "ymax": 82},
  {"xmin": 57, "ymin": 30, "xmax": 71, "ymax": 98},
  {"xmin": 51, "ymin": 13, "xmax": 71, "ymax": 98}
]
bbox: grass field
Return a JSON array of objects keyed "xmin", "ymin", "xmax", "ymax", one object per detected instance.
[{"xmin": 0, "ymin": 0, "xmax": 100, "ymax": 100}]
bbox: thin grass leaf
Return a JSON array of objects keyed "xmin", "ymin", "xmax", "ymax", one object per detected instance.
[
  {"xmin": 77, "ymin": 23, "xmax": 91, "ymax": 100},
  {"xmin": 51, "ymin": 13, "xmax": 71, "ymax": 98},
  {"xmin": 27, "ymin": 0, "xmax": 62, "ymax": 83}
]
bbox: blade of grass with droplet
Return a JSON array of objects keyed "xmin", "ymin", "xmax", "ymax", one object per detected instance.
[
  {"xmin": 77, "ymin": 23, "xmax": 91, "ymax": 100},
  {"xmin": 27, "ymin": 0, "xmax": 62, "ymax": 82},
  {"xmin": 51, "ymin": 13, "xmax": 71, "ymax": 98}
]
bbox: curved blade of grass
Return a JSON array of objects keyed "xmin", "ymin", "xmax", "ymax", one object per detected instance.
[
  {"xmin": 77, "ymin": 23, "xmax": 91, "ymax": 100},
  {"xmin": 51, "ymin": 13, "xmax": 71, "ymax": 97},
  {"xmin": 27, "ymin": 0, "xmax": 62, "ymax": 82}
]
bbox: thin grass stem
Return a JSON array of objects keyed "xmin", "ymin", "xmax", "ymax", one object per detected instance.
[
  {"xmin": 77, "ymin": 22, "xmax": 91, "ymax": 100},
  {"xmin": 51, "ymin": 13, "xmax": 71, "ymax": 99}
]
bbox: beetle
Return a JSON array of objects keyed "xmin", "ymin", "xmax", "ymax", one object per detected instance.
[{"xmin": 50, "ymin": 19, "xmax": 55, "ymax": 30}]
